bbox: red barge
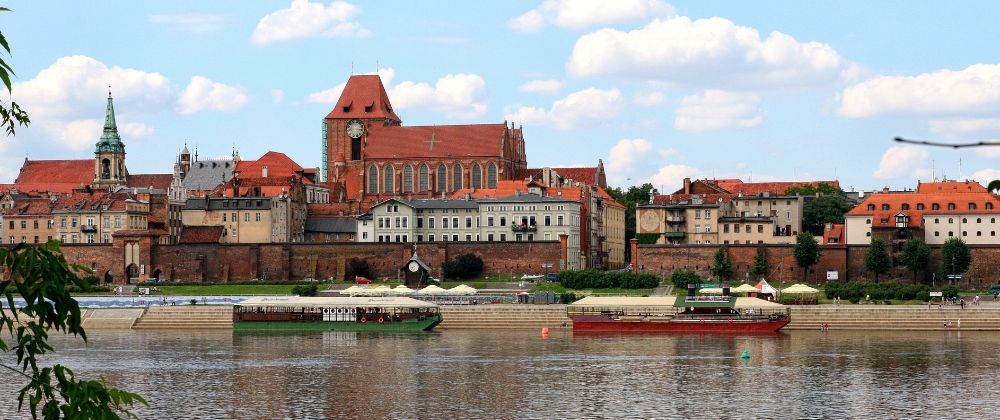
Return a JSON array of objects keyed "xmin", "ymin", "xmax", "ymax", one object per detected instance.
[{"xmin": 567, "ymin": 287, "xmax": 790, "ymax": 333}]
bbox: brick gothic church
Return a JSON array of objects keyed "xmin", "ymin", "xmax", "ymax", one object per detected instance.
[{"xmin": 322, "ymin": 75, "xmax": 528, "ymax": 206}]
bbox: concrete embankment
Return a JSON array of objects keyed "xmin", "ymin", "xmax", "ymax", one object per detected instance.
[
  {"xmin": 437, "ymin": 305, "xmax": 572, "ymax": 329},
  {"xmin": 786, "ymin": 305, "xmax": 1000, "ymax": 331}
]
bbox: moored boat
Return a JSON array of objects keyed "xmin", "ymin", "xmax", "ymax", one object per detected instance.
[
  {"xmin": 233, "ymin": 296, "xmax": 442, "ymax": 332},
  {"xmin": 567, "ymin": 287, "xmax": 790, "ymax": 333}
]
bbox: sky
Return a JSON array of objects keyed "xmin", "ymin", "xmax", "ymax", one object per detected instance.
[{"xmin": 3, "ymin": 1, "xmax": 1000, "ymax": 193}]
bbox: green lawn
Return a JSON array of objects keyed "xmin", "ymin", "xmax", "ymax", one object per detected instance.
[{"xmin": 155, "ymin": 284, "xmax": 302, "ymax": 296}]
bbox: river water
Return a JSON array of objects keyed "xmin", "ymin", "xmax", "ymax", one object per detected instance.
[{"xmin": 2, "ymin": 329, "xmax": 998, "ymax": 419}]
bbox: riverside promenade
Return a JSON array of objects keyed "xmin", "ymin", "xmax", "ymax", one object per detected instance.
[{"xmin": 52, "ymin": 299, "xmax": 1000, "ymax": 331}]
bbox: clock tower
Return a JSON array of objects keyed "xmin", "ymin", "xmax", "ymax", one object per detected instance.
[
  {"xmin": 93, "ymin": 90, "xmax": 128, "ymax": 191},
  {"xmin": 322, "ymin": 74, "xmax": 401, "ymax": 182}
]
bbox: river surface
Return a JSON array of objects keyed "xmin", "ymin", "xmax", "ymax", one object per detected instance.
[{"xmin": 2, "ymin": 329, "xmax": 999, "ymax": 419}]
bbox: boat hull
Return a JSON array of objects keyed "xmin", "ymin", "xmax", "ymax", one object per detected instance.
[
  {"xmin": 569, "ymin": 315, "xmax": 789, "ymax": 333},
  {"xmin": 233, "ymin": 315, "xmax": 442, "ymax": 332}
]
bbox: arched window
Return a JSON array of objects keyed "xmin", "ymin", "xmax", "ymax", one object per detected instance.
[
  {"xmin": 367, "ymin": 165, "xmax": 378, "ymax": 193},
  {"xmin": 383, "ymin": 164, "xmax": 395, "ymax": 193},
  {"xmin": 932, "ymin": 203, "xmax": 940, "ymax": 210},
  {"xmin": 487, "ymin": 162, "xmax": 498, "ymax": 189},
  {"xmin": 969, "ymin": 203, "xmax": 977, "ymax": 210},
  {"xmin": 987, "ymin": 203, "xmax": 994, "ymax": 210},
  {"xmin": 453, "ymin": 163, "xmax": 463, "ymax": 191},
  {"xmin": 403, "ymin": 165, "xmax": 413, "ymax": 193},
  {"xmin": 418, "ymin": 164, "xmax": 429, "ymax": 192},
  {"xmin": 948, "ymin": 203, "xmax": 955, "ymax": 210},
  {"xmin": 437, "ymin": 164, "xmax": 447, "ymax": 192},
  {"xmin": 472, "ymin": 164, "xmax": 482, "ymax": 189}
]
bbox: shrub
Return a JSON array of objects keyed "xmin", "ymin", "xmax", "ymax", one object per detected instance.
[
  {"xmin": 82, "ymin": 274, "xmax": 101, "ymax": 285},
  {"xmin": 824, "ymin": 281, "xmax": 929, "ymax": 302},
  {"xmin": 941, "ymin": 284, "xmax": 959, "ymax": 299},
  {"xmin": 670, "ymin": 270, "xmax": 702, "ymax": 290},
  {"xmin": 558, "ymin": 269, "xmax": 659, "ymax": 290},
  {"xmin": 443, "ymin": 253, "xmax": 484, "ymax": 279},
  {"xmin": 292, "ymin": 284, "xmax": 318, "ymax": 297},
  {"xmin": 344, "ymin": 259, "xmax": 372, "ymax": 281},
  {"xmin": 560, "ymin": 292, "xmax": 579, "ymax": 304}
]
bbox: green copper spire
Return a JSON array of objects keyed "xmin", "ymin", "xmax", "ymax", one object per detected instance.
[{"xmin": 95, "ymin": 89, "xmax": 125, "ymax": 154}]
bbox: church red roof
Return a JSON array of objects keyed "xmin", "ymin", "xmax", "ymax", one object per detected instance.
[
  {"xmin": 325, "ymin": 74, "xmax": 401, "ymax": 122},
  {"xmin": 127, "ymin": 174, "xmax": 172, "ymax": 191},
  {"xmin": 364, "ymin": 124, "xmax": 510, "ymax": 159},
  {"xmin": 14, "ymin": 159, "xmax": 94, "ymax": 193}
]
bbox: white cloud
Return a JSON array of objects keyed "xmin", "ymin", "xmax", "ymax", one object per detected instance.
[
  {"xmin": 974, "ymin": 144, "xmax": 1000, "ymax": 159},
  {"xmin": 567, "ymin": 16, "xmax": 860, "ymax": 91},
  {"xmin": 872, "ymin": 146, "xmax": 933, "ymax": 180},
  {"xmin": 648, "ymin": 164, "xmax": 701, "ymax": 189},
  {"xmin": 675, "ymin": 90, "xmax": 764, "ymax": 132},
  {"xmin": 149, "ymin": 13, "xmax": 228, "ymax": 32},
  {"xmin": 508, "ymin": 0, "xmax": 674, "ymax": 32},
  {"xmin": 519, "ymin": 79, "xmax": 564, "ymax": 94},
  {"xmin": 176, "ymin": 76, "xmax": 248, "ymax": 115},
  {"xmin": 838, "ymin": 64, "xmax": 1000, "ymax": 119},
  {"xmin": 271, "ymin": 89, "xmax": 286, "ymax": 104},
  {"xmin": 48, "ymin": 119, "xmax": 104, "ymax": 151},
  {"xmin": 928, "ymin": 118, "xmax": 1000, "ymax": 137},
  {"xmin": 606, "ymin": 138, "xmax": 681, "ymax": 185},
  {"xmin": 306, "ymin": 83, "xmax": 346, "ymax": 104},
  {"xmin": 251, "ymin": 0, "xmax": 368, "ymax": 45},
  {"xmin": 387, "ymin": 73, "xmax": 489, "ymax": 120},
  {"xmin": 121, "ymin": 122, "xmax": 155, "ymax": 138},
  {"xmin": 505, "ymin": 87, "xmax": 623, "ymax": 130},
  {"xmin": 632, "ymin": 91, "xmax": 666, "ymax": 106},
  {"xmin": 971, "ymin": 169, "xmax": 1000, "ymax": 184}
]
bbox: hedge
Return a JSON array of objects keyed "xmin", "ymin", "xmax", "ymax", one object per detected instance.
[
  {"xmin": 557, "ymin": 269, "xmax": 660, "ymax": 290},
  {"xmin": 823, "ymin": 281, "xmax": 930, "ymax": 302}
]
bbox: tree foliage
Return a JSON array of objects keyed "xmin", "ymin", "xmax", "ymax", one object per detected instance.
[
  {"xmin": 291, "ymin": 284, "xmax": 318, "ymax": 296},
  {"xmin": 557, "ymin": 269, "xmax": 660, "ymax": 289},
  {"xmin": 669, "ymin": 269, "xmax": 702, "ymax": 290},
  {"xmin": 443, "ymin": 253, "xmax": 484, "ymax": 279},
  {"xmin": 783, "ymin": 182, "xmax": 845, "ymax": 197},
  {"xmin": 605, "ymin": 183, "xmax": 659, "ymax": 262},
  {"xmin": 751, "ymin": 249, "xmax": 768, "ymax": 277},
  {"xmin": 823, "ymin": 281, "xmax": 930, "ymax": 302},
  {"xmin": 344, "ymin": 259, "xmax": 372, "ymax": 281},
  {"xmin": 793, "ymin": 231, "xmax": 821, "ymax": 282},
  {"xmin": 802, "ymin": 195, "xmax": 852, "ymax": 236},
  {"xmin": 938, "ymin": 237, "xmax": 972, "ymax": 282},
  {"xmin": 1, "ymin": 241, "xmax": 146, "ymax": 419},
  {"xmin": 988, "ymin": 180, "xmax": 1000, "ymax": 193},
  {"xmin": 900, "ymin": 237, "xmax": 930, "ymax": 284},
  {"xmin": 863, "ymin": 238, "xmax": 892, "ymax": 283},
  {"xmin": 710, "ymin": 247, "xmax": 733, "ymax": 280},
  {"xmin": 0, "ymin": 7, "xmax": 29, "ymax": 136}
]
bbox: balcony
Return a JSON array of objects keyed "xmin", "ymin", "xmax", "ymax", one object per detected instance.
[
  {"xmin": 512, "ymin": 224, "xmax": 537, "ymax": 232},
  {"xmin": 666, "ymin": 216, "xmax": 686, "ymax": 223},
  {"xmin": 81, "ymin": 224, "xmax": 97, "ymax": 232},
  {"xmin": 663, "ymin": 231, "xmax": 686, "ymax": 238}
]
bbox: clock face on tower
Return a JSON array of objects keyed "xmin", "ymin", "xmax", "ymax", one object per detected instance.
[
  {"xmin": 408, "ymin": 261, "xmax": 420, "ymax": 272},
  {"xmin": 346, "ymin": 120, "xmax": 365, "ymax": 138}
]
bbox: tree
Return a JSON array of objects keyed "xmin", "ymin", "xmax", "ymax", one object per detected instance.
[
  {"xmin": 862, "ymin": 238, "xmax": 892, "ymax": 283},
  {"xmin": 783, "ymin": 182, "xmax": 845, "ymax": 197},
  {"xmin": 710, "ymin": 247, "xmax": 733, "ymax": 280},
  {"xmin": 344, "ymin": 259, "xmax": 372, "ymax": 281},
  {"xmin": 443, "ymin": 253, "xmax": 484, "ymax": 279},
  {"xmin": 0, "ymin": 8, "xmax": 28, "ymax": 136},
  {"xmin": 751, "ymin": 249, "xmax": 768, "ymax": 278},
  {"xmin": 802, "ymin": 195, "xmax": 852, "ymax": 236},
  {"xmin": 900, "ymin": 237, "xmax": 930, "ymax": 284},
  {"xmin": 605, "ymin": 183, "xmax": 659, "ymax": 263},
  {"xmin": 939, "ymin": 237, "xmax": 972, "ymax": 284},
  {"xmin": 988, "ymin": 180, "xmax": 1000, "ymax": 193},
  {"xmin": 2, "ymin": 242, "xmax": 146, "ymax": 419},
  {"xmin": 793, "ymin": 231, "xmax": 821, "ymax": 282}
]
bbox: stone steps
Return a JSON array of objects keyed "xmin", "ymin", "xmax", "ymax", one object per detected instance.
[
  {"xmin": 132, "ymin": 306, "xmax": 234, "ymax": 329},
  {"xmin": 437, "ymin": 305, "xmax": 571, "ymax": 329},
  {"xmin": 785, "ymin": 306, "xmax": 1000, "ymax": 330}
]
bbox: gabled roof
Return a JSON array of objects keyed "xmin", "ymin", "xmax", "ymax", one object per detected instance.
[
  {"xmin": 9, "ymin": 198, "xmax": 52, "ymax": 216},
  {"xmin": 553, "ymin": 167, "xmax": 599, "ymax": 186},
  {"xmin": 183, "ymin": 159, "xmax": 236, "ymax": 192},
  {"xmin": 127, "ymin": 174, "xmax": 172, "ymax": 191},
  {"xmin": 179, "ymin": 226, "xmax": 224, "ymax": 244},
  {"xmin": 325, "ymin": 74, "xmax": 401, "ymax": 122},
  {"xmin": 364, "ymin": 124, "xmax": 511, "ymax": 159},
  {"xmin": 710, "ymin": 179, "xmax": 841, "ymax": 196},
  {"xmin": 14, "ymin": 159, "xmax": 94, "ymax": 192},
  {"xmin": 823, "ymin": 223, "xmax": 845, "ymax": 244},
  {"xmin": 596, "ymin": 187, "xmax": 625, "ymax": 209},
  {"xmin": 235, "ymin": 151, "xmax": 304, "ymax": 180}
]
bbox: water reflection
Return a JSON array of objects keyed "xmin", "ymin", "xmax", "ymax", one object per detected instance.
[{"xmin": 2, "ymin": 330, "xmax": 1000, "ymax": 418}]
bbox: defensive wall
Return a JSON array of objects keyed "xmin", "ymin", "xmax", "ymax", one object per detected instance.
[
  {"xmin": 632, "ymin": 241, "xmax": 1000, "ymax": 289},
  {"xmin": 2, "ymin": 240, "xmax": 563, "ymax": 284}
]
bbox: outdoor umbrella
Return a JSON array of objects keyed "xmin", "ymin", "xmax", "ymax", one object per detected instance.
[
  {"xmin": 732, "ymin": 284, "xmax": 760, "ymax": 294},
  {"xmin": 450, "ymin": 284, "xmax": 478, "ymax": 295},
  {"xmin": 783, "ymin": 284, "xmax": 820, "ymax": 294}
]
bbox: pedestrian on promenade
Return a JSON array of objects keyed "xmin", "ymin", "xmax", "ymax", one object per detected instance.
[
  {"xmin": 960, "ymin": 298, "xmax": 965, "ymax": 309},
  {"xmin": 943, "ymin": 320, "xmax": 947, "ymax": 327},
  {"xmin": 957, "ymin": 319, "xmax": 961, "ymax": 328}
]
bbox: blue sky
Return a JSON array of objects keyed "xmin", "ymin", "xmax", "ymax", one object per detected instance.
[{"xmin": 4, "ymin": 1, "xmax": 1000, "ymax": 193}]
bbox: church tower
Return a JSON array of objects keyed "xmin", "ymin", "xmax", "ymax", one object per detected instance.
[
  {"xmin": 322, "ymin": 75, "xmax": 401, "ymax": 181},
  {"xmin": 93, "ymin": 91, "xmax": 128, "ymax": 191}
]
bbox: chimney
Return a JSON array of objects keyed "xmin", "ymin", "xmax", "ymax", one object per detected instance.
[
  {"xmin": 825, "ymin": 223, "xmax": 832, "ymax": 231},
  {"xmin": 262, "ymin": 166, "xmax": 268, "ymax": 178},
  {"xmin": 683, "ymin": 178, "xmax": 692, "ymax": 194},
  {"xmin": 883, "ymin": 187, "xmax": 889, "ymax": 193}
]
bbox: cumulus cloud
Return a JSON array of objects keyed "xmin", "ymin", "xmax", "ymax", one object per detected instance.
[
  {"xmin": 838, "ymin": 64, "xmax": 1000, "ymax": 119},
  {"xmin": 605, "ymin": 138, "xmax": 682, "ymax": 186},
  {"xmin": 872, "ymin": 146, "xmax": 933, "ymax": 180},
  {"xmin": 648, "ymin": 164, "xmax": 701, "ymax": 189},
  {"xmin": 149, "ymin": 13, "xmax": 228, "ymax": 32},
  {"xmin": 508, "ymin": 0, "xmax": 673, "ymax": 31},
  {"xmin": 519, "ymin": 79, "xmax": 564, "ymax": 94},
  {"xmin": 251, "ymin": 0, "xmax": 368, "ymax": 45},
  {"xmin": 121, "ymin": 122, "xmax": 155, "ymax": 137},
  {"xmin": 306, "ymin": 83, "xmax": 346, "ymax": 104},
  {"xmin": 674, "ymin": 90, "xmax": 764, "ymax": 132},
  {"xmin": 176, "ymin": 76, "xmax": 248, "ymax": 115},
  {"xmin": 271, "ymin": 89, "xmax": 285, "ymax": 104},
  {"xmin": 974, "ymin": 144, "xmax": 1000, "ymax": 159},
  {"xmin": 307, "ymin": 69, "xmax": 488, "ymax": 119},
  {"xmin": 632, "ymin": 91, "xmax": 666, "ymax": 106},
  {"xmin": 972, "ymin": 169, "xmax": 1000, "ymax": 184},
  {"xmin": 567, "ymin": 16, "xmax": 860, "ymax": 91},
  {"xmin": 505, "ymin": 87, "xmax": 623, "ymax": 130}
]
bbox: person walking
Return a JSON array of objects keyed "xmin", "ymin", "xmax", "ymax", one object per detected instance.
[{"xmin": 960, "ymin": 298, "xmax": 965, "ymax": 309}]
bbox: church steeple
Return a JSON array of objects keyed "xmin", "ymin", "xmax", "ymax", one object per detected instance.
[
  {"xmin": 95, "ymin": 89, "xmax": 125, "ymax": 154},
  {"xmin": 93, "ymin": 88, "xmax": 128, "ymax": 190}
]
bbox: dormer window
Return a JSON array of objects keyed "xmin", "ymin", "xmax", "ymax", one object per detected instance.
[
  {"xmin": 969, "ymin": 203, "xmax": 977, "ymax": 210},
  {"xmin": 932, "ymin": 203, "xmax": 940, "ymax": 210},
  {"xmin": 364, "ymin": 105, "xmax": 373, "ymax": 112},
  {"xmin": 882, "ymin": 204, "xmax": 890, "ymax": 211},
  {"xmin": 867, "ymin": 204, "xmax": 875, "ymax": 211},
  {"xmin": 917, "ymin": 203, "xmax": 924, "ymax": 210},
  {"xmin": 988, "ymin": 203, "xmax": 994, "ymax": 210},
  {"xmin": 948, "ymin": 203, "xmax": 955, "ymax": 210},
  {"xmin": 895, "ymin": 213, "xmax": 909, "ymax": 228},
  {"xmin": 901, "ymin": 204, "xmax": 909, "ymax": 210}
]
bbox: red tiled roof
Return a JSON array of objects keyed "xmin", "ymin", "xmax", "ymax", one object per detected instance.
[
  {"xmin": 325, "ymin": 75, "xmax": 401, "ymax": 122},
  {"xmin": 650, "ymin": 194, "xmax": 732, "ymax": 205},
  {"xmin": 9, "ymin": 198, "xmax": 52, "ymax": 216},
  {"xmin": 823, "ymin": 224, "xmax": 845, "ymax": 244},
  {"xmin": 846, "ymin": 181, "xmax": 1000, "ymax": 228},
  {"xmin": 52, "ymin": 192, "xmax": 134, "ymax": 212},
  {"xmin": 710, "ymin": 179, "xmax": 841, "ymax": 196},
  {"xmin": 307, "ymin": 202, "xmax": 359, "ymax": 216},
  {"xmin": 449, "ymin": 180, "xmax": 584, "ymax": 201},
  {"xmin": 553, "ymin": 167, "xmax": 598, "ymax": 185},
  {"xmin": 127, "ymin": 174, "xmax": 172, "ymax": 191},
  {"xmin": 236, "ymin": 151, "xmax": 304, "ymax": 179},
  {"xmin": 14, "ymin": 159, "xmax": 94, "ymax": 192},
  {"xmin": 179, "ymin": 226, "xmax": 223, "ymax": 244},
  {"xmin": 597, "ymin": 187, "xmax": 625, "ymax": 209},
  {"xmin": 364, "ymin": 124, "xmax": 509, "ymax": 159}
]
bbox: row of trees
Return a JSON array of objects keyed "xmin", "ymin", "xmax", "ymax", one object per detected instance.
[{"xmin": 707, "ymin": 232, "xmax": 973, "ymax": 285}]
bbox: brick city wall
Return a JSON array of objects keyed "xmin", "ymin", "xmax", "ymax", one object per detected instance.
[{"xmin": 635, "ymin": 243, "xmax": 1000, "ymax": 288}]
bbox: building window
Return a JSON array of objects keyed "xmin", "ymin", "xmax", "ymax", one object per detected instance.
[
  {"xmin": 443, "ymin": 217, "xmax": 449, "ymax": 229},
  {"xmin": 734, "ymin": 224, "xmax": 740, "ymax": 233},
  {"xmin": 977, "ymin": 218, "xmax": 982, "ymax": 223},
  {"xmin": 745, "ymin": 224, "xmax": 751, "ymax": 233},
  {"xmin": 500, "ymin": 233, "xmax": 506, "ymax": 241},
  {"xmin": 47, "ymin": 220, "xmax": 53, "ymax": 229},
  {"xmin": 403, "ymin": 165, "xmax": 413, "ymax": 193},
  {"xmin": 383, "ymin": 164, "xmax": 395, "ymax": 193},
  {"xmin": 932, "ymin": 203, "xmax": 939, "ymax": 210},
  {"xmin": 429, "ymin": 218, "xmax": 436, "ymax": 229},
  {"xmin": 417, "ymin": 218, "xmax": 423, "ymax": 228},
  {"xmin": 882, "ymin": 204, "xmax": 889, "ymax": 211},
  {"xmin": 466, "ymin": 217, "xmax": 472, "ymax": 228},
  {"xmin": 245, "ymin": 213, "xmax": 250, "ymax": 222},
  {"xmin": 724, "ymin": 224, "xmax": 729, "ymax": 233},
  {"xmin": 472, "ymin": 164, "xmax": 482, "ymax": 189},
  {"xmin": 232, "ymin": 229, "xmax": 237, "ymax": 237},
  {"xmin": 758, "ymin": 225, "xmax": 764, "ymax": 233},
  {"xmin": 934, "ymin": 231, "xmax": 939, "ymax": 236},
  {"xmin": 223, "ymin": 214, "xmax": 227, "ymax": 222},
  {"xmin": 487, "ymin": 234, "xmax": 494, "ymax": 241},
  {"xmin": 963, "ymin": 231, "xmax": 968, "ymax": 236},
  {"xmin": 948, "ymin": 231, "xmax": 953, "ymax": 237},
  {"xmin": 948, "ymin": 218, "xmax": 953, "ymax": 224},
  {"xmin": 867, "ymin": 232, "xmax": 872, "ymax": 237},
  {"xmin": 453, "ymin": 163, "xmax": 463, "ymax": 191},
  {"xmin": 867, "ymin": 204, "xmax": 875, "ymax": 211},
  {"xmin": 103, "ymin": 234, "xmax": 110, "ymax": 243},
  {"xmin": 20, "ymin": 221, "xmax": 26, "ymax": 229},
  {"xmin": 934, "ymin": 218, "xmax": 939, "ymax": 224},
  {"xmin": 705, "ymin": 210, "xmax": 711, "ymax": 219},
  {"xmin": 977, "ymin": 231, "xmax": 982, "ymax": 236},
  {"xmin": 557, "ymin": 215, "xmax": 564, "ymax": 226},
  {"xmin": 544, "ymin": 215, "xmax": 551, "ymax": 226},
  {"xmin": 487, "ymin": 163, "xmax": 498, "ymax": 189},
  {"xmin": 988, "ymin": 203, "xmax": 994, "ymax": 210},
  {"xmin": 969, "ymin": 203, "xmax": 977, "ymax": 210},
  {"xmin": 86, "ymin": 234, "xmax": 94, "ymax": 243},
  {"xmin": 500, "ymin": 216, "xmax": 506, "ymax": 227},
  {"xmin": 367, "ymin": 165, "xmax": 379, "ymax": 193},
  {"xmin": 902, "ymin": 204, "xmax": 909, "ymax": 210},
  {"xmin": 437, "ymin": 164, "xmax": 447, "ymax": 192},
  {"xmin": 60, "ymin": 218, "xmax": 66, "ymax": 228},
  {"xmin": 452, "ymin": 217, "xmax": 459, "ymax": 228},
  {"xmin": 695, "ymin": 210, "xmax": 701, "ymax": 219},
  {"xmin": 466, "ymin": 234, "xmax": 473, "ymax": 241},
  {"xmin": 256, "ymin": 213, "xmax": 261, "ymax": 221},
  {"xmin": 963, "ymin": 218, "xmax": 968, "ymax": 223},
  {"xmin": 695, "ymin": 225, "xmax": 701, "ymax": 233},
  {"xmin": 917, "ymin": 203, "xmax": 924, "ymax": 210}
]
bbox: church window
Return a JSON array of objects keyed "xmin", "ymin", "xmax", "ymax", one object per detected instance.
[
  {"xmin": 384, "ymin": 165, "xmax": 395, "ymax": 193},
  {"xmin": 472, "ymin": 164, "xmax": 482, "ymax": 189},
  {"xmin": 403, "ymin": 165, "xmax": 413, "ymax": 193},
  {"xmin": 101, "ymin": 159, "xmax": 111, "ymax": 179},
  {"xmin": 368, "ymin": 165, "xmax": 379, "ymax": 193},
  {"xmin": 436, "ymin": 164, "xmax": 447, "ymax": 192},
  {"xmin": 418, "ymin": 165, "xmax": 429, "ymax": 192},
  {"xmin": 453, "ymin": 163, "xmax": 463, "ymax": 191},
  {"xmin": 487, "ymin": 163, "xmax": 498, "ymax": 189}
]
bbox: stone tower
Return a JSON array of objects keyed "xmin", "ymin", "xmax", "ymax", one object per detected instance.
[{"xmin": 93, "ymin": 91, "xmax": 128, "ymax": 191}]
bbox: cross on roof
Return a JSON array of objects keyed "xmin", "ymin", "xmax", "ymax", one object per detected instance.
[{"xmin": 423, "ymin": 133, "xmax": 441, "ymax": 150}]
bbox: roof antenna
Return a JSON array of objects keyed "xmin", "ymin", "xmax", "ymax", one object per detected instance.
[
  {"xmin": 351, "ymin": 62, "xmax": 354, "ymax": 75},
  {"xmin": 376, "ymin": 61, "xmax": 379, "ymax": 73}
]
